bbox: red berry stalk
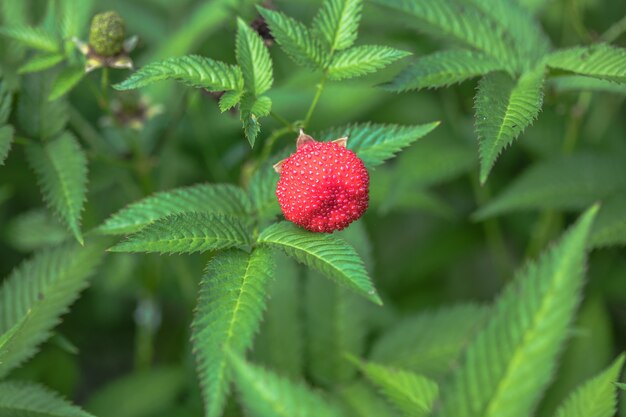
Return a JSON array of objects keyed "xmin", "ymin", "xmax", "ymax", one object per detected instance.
[{"xmin": 274, "ymin": 131, "xmax": 369, "ymax": 233}]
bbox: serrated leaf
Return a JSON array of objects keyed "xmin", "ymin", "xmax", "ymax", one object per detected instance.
[
  {"xmin": 108, "ymin": 213, "xmax": 251, "ymax": 254},
  {"xmin": 385, "ymin": 49, "xmax": 505, "ymax": 92},
  {"xmin": 313, "ymin": 0, "xmax": 363, "ymax": 52},
  {"xmin": 0, "ymin": 381, "xmax": 94, "ymax": 417},
  {"xmin": 353, "ymin": 359, "xmax": 439, "ymax": 417},
  {"xmin": 327, "ymin": 45, "xmax": 410, "ymax": 80},
  {"xmin": 435, "ymin": 207, "xmax": 598, "ymax": 417},
  {"xmin": 18, "ymin": 74, "xmax": 68, "ymax": 140},
  {"xmin": 236, "ymin": 18, "xmax": 273, "ymax": 96},
  {"xmin": 26, "ymin": 132, "xmax": 88, "ymax": 245},
  {"xmin": 192, "ymin": 248, "xmax": 274, "ymax": 417},
  {"xmin": 553, "ymin": 354, "xmax": 625, "ymax": 417},
  {"xmin": 318, "ymin": 122, "xmax": 440, "ymax": 168},
  {"xmin": 546, "ymin": 44, "xmax": 626, "ymax": 83},
  {"xmin": 589, "ymin": 193, "xmax": 626, "ymax": 248},
  {"xmin": 240, "ymin": 94, "xmax": 271, "ymax": 148},
  {"xmin": 18, "ymin": 53, "xmax": 64, "ymax": 74},
  {"xmin": 98, "ymin": 183, "xmax": 252, "ymax": 235},
  {"xmin": 59, "ymin": 0, "xmax": 93, "ymax": 39},
  {"xmin": 0, "ymin": 81, "xmax": 13, "ymax": 125},
  {"xmin": 371, "ymin": 0, "xmax": 513, "ymax": 68},
  {"xmin": 0, "ymin": 242, "xmax": 105, "ymax": 378},
  {"xmin": 474, "ymin": 153, "xmax": 626, "ymax": 220},
  {"xmin": 257, "ymin": 221, "xmax": 381, "ymax": 304},
  {"xmin": 370, "ymin": 304, "xmax": 489, "ymax": 379},
  {"xmin": 476, "ymin": 68, "xmax": 545, "ymax": 183},
  {"xmin": 258, "ymin": 7, "xmax": 327, "ymax": 70},
  {"xmin": 219, "ymin": 89, "xmax": 243, "ymax": 112},
  {"xmin": 114, "ymin": 55, "xmax": 243, "ymax": 92},
  {"xmin": 0, "ymin": 25, "xmax": 60, "ymax": 53},
  {"xmin": 6, "ymin": 208, "xmax": 69, "ymax": 251},
  {"xmin": 0, "ymin": 124, "xmax": 14, "ymax": 165},
  {"xmin": 228, "ymin": 351, "xmax": 343, "ymax": 417},
  {"xmin": 48, "ymin": 65, "xmax": 85, "ymax": 101}
]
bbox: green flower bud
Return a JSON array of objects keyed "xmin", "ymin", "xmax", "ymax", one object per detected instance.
[{"xmin": 89, "ymin": 11, "xmax": 126, "ymax": 57}]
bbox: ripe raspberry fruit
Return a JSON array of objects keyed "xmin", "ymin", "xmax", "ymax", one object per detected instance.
[{"xmin": 274, "ymin": 131, "xmax": 369, "ymax": 233}]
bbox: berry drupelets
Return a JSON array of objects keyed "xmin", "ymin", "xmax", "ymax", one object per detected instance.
[{"xmin": 274, "ymin": 131, "xmax": 369, "ymax": 233}]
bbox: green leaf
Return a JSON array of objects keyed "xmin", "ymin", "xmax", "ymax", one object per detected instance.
[
  {"xmin": 0, "ymin": 242, "xmax": 105, "ymax": 378},
  {"xmin": 114, "ymin": 55, "xmax": 243, "ymax": 92},
  {"xmin": 98, "ymin": 183, "xmax": 252, "ymax": 235},
  {"xmin": 385, "ymin": 49, "xmax": 505, "ymax": 92},
  {"xmin": 257, "ymin": 222, "xmax": 381, "ymax": 304},
  {"xmin": 318, "ymin": 122, "xmax": 440, "ymax": 168},
  {"xmin": 0, "ymin": 124, "xmax": 14, "ymax": 165},
  {"xmin": 247, "ymin": 153, "xmax": 286, "ymax": 221},
  {"xmin": 252, "ymin": 254, "xmax": 303, "ymax": 379},
  {"xmin": 228, "ymin": 351, "xmax": 343, "ymax": 417},
  {"xmin": 192, "ymin": 248, "xmax": 274, "ymax": 417},
  {"xmin": 0, "ymin": 81, "xmax": 13, "ymax": 125},
  {"xmin": 616, "ymin": 383, "xmax": 626, "ymax": 390},
  {"xmin": 476, "ymin": 67, "xmax": 546, "ymax": 183},
  {"xmin": 108, "ymin": 213, "xmax": 251, "ymax": 254},
  {"xmin": 18, "ymin": 53, "xmax": 65, "ymax": 74},
  {"xmin": 371, "ymin": 0, "xmax": 513, "ymax": 67},
  {"xmin": 26, "ymin": 132, "xmax": 88, "ymax": 245},
  {"xmin": 327, "ymin": 45, "xmax": 410, "ymax": 80},
  {"xmin": 0, "ymin": 25, "xmax": 60, "ymax": 53},
  {"xmin": 339, "ymin": 382, "xmax": 403, "ymax": 417},
  {"xmin": 18, "ymin": 74, "xmax": 68, "ymax": 140},
  {"xmin": 370, "ymin": 304, "xmax": 489, "ymax": 380},
  {"xmin": 435, "ymin": 207, "xmax": 598, "ymax": 417},
  {"xmin": 551, "ymin": 75, "xmax": 626, "ymax": 95},
  {"xmin": 59, "ymin": 0, "xmax": 93, "ymax": 39},
  {"xmin": 553, "ymin": 354, "xmax": 625, "ymax": 417},
  {"xmin": 474, "ymin": 153, "xmax": 626, "ymax": 220},
  {"xmin": 48, "ymin": 65, "xmax": 85, "ymax": 101},
  {"xmin": 0, "ymin": 381, "xmax": 94, "ymax": 417},
  {"xmin": 236, "ymin": 18, "xmax": 273, "ymax": 96},
  {"xmin": 219, "ymin": 89, "xmax": 243, "ymax": 112},
  {"xmin": 6, "ymin": 208, "xmax": 69, "ymax": 252},
  {"xmin": 589, "ymin": 193, "xmax": 626, "ymax": 248},
  {"xmin": 546, "ymin": 44, "xmax": 626, "ymax": 83},
  {"xmin": 313, "ymin": 0, "xmax": 363, "ymax": 52},
  {"xmin": 258, "ymin": 7, "xmax": 327, "ymax": 70},
  {"xmin": 353, "ymin": 359, "xmax": 439, "ymax": 417}
]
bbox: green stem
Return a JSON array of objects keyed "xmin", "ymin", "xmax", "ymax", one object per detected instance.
[
  {"xmin": 601, "ymin": 13, "xmax": 626, "ymax": 42},
  {"xmin": 260, "ymin": 126, "xmax": 294, "ymax": 162},
  {"xmin": 101, "ymin": 67, "xmax": 109, "ymax": 108},
  {"xmin": 303, "ymin": 74, "xmax": 327, "ymax": 128},
  {"xmin": 270, "ymin": 111, "xmax": 292, "ymax": 128}
]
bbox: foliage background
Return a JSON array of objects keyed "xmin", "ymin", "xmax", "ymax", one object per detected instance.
[{"xmin": 0, "ymin": 0, "xmax": 625, "ymax": 416}]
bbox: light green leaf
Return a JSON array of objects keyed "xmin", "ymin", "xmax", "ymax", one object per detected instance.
[
  {"xmin": 385, "ymin": 49, "xmax": 505, "ymax": 92},
  {"xmin": 48, "ymin": 65, "xmax": 85, "ymax": 101},
  {"xmin": 318, "ymin": 122, "xmax": 440, "ymax": 168},
  {"xmin": 589, "ymin": 193, "xmax": 626, "ymax": 248},
  {"xmin": 0, "ymin": 381, "xmax": 94, "ymax": 417},
  {"xmin": 551, "ymin": 75, "xmax": 626, "ymax": 95},
  {"xmin": 236, "ymin": 18, "xmax": 273, "ymax": 96},
  {"xmin": 114, "ymin": 55, "xmax": 243, "ymax": 92},
  {"xmin": 0, "ymin": 25, "xmax": 60, "ymax": 52},
  {"xmin": 553, "ymin": 354, "xmax": 625, "ymax": 417},
  {"xmin": 339, "ymin": 382, "xmax": 403, "ymax": 417},
  {"xmin": 219, "ymin": 89, "xmax": 243, "ymax": 112},
  {"xmin": 327, "ymin": 45, "xmax": 410, "ymax": 80},
  {"xmin": 18, "ymin": 53, "xmax": 65, "ymax": 74},
  {"xmin": 353, "ymin": 359, "xmax": 439, "ymax": 417},
  {"xmin": 59, "ymin": 0, "xmax": 93, "ymax": 39},
  {"xmin": 228, "ymin": 351, "xmax": 343, "ymax": 417},
  {"xmin": 474, "ymin": 153, "xmax": 626, "ymax": 220},
  {"xmin": 258, "ymin": 7, "xmax": 327, "ymax": 70},
  {"xmin": 0, "ymin": 124, "xmax": 14, "ymax": 165},
  {"xmin": 616, "ymin": 383, "xmax": 626, "ymax": 390},
  {"xmin": 313, "ymin": 0, "xmax": 363, "ymax": 52},
  {"xmin": 192, "ymin": 248, "xmax": 274, "ymax": 417},
  {"xmin": 370, "ymin": 304, "xmax": 489, "ymax": 380},
  {"xmin": 26, "ymin": 132, "xmax": 88, "ymax": 245},
  {"xmin": 546, "ymin": 44, "xmax": 626, "ymax": 83},
  {"xmin": 257, "ymin": 222, "xmax": 381, "ymax": 304},
  {"xmin": 98, "ymin": 183, "xmax": 252, "ymax": 235},
  {"xmin": 435, "ymin": 207, "xmax": 598, "ymax": 417},
  {"xmin": 108, "ymin": 213, "xmax": 251, "ymax": 254},
  {"xmin": 0, "ymin": 242, "xmax": 106, "ymax": 378},
  {"xmin": 476, "ymin": 67, "xmax": 546, "ymax": 183}
]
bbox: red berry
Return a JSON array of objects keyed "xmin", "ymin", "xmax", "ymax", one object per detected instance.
[{"xmin": 275, "ymin": 131, "xmax": 369, "ymax": 233}]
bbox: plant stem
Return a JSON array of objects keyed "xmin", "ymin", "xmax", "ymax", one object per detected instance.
[
  {"xmin": 601, "ymin": 13, "xmax": 626, "ymax": 42},
  {"xmin": 303, "ymin": 74, "xmax": 327, "ymax": 128},
  {"xmin": 270, "ymin": 111, "xmax": 292, "ymax": 128},
  {"xmin": 101, "ymin": 67, "xmax": 110, "ymax": 110}
]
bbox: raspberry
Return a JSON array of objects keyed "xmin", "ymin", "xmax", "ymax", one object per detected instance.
[{"xmin": 274, "ymin": 131, "xmax": 369, "ymax": 233}]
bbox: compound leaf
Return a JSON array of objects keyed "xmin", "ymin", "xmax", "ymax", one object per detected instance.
[
  {"xmin": 108, "ymin": 213, "xmax": 251, "ymax": 254},
  {"xmin": 192, "ymin": 248, "xmax": 274, "ymax": 417},
  {"xmin": 257, "ymin": 221, "xmax": 381, "ymax": 304},
  {"xmin": 327, "ymin": 45, "xmax": 410, "ymax": 80},
  {"xmin": 26, "ymin": 132, "xmax": 88, "ymax": 245},
  {"xmin": 236, "ymin": 18, "xmax": 273, "ymax": 96},
  {"xmin": 476, "ymin": 67, "xmax": 545, "ymax": 183}
]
